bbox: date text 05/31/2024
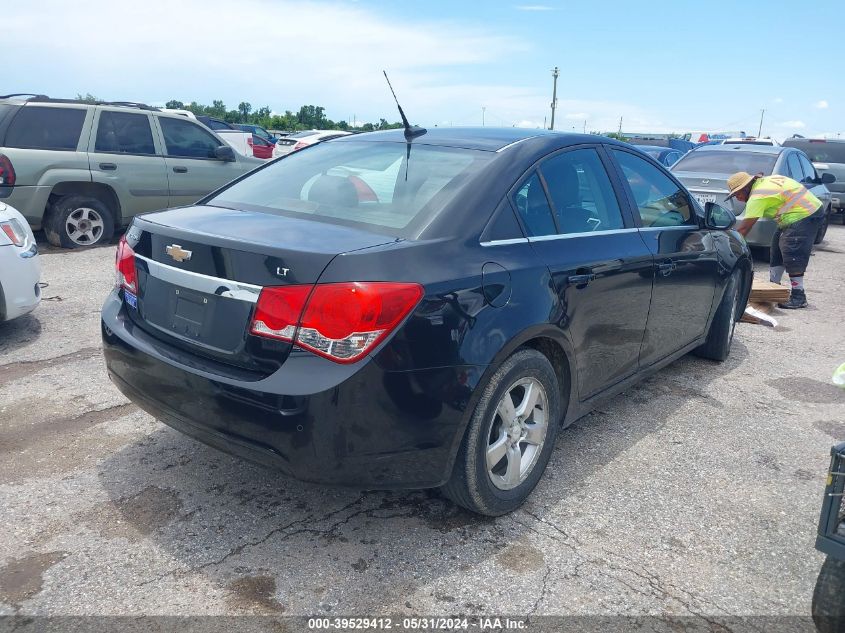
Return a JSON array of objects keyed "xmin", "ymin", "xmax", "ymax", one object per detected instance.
[{"xmin": 308, "ymin": 617, "xmax": 528, "ymax": 630}]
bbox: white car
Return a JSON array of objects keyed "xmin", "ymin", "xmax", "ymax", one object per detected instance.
[
  {"xmin": 0, "ymin": 201, "xmax": 41, "ymax": 322},
  {"xmin": 273, "ymin": 130, "xmax": 352, "ymax": 158},
  {"xmin": 719, "ymin": 137, "xmax": 780, "ymax": 146}
]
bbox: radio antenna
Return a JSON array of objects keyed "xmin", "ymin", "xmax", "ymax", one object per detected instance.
[{"xmin": 383, "ymin": 71, "xmax": 426, "ymax": 141}]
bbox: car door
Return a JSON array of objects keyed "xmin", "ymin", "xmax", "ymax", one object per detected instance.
[
  {"xmin": 153, "ymin": 115, "xmax": 252, "ymax": 208},
  {"xmin": 511, "ymin": 145, "xmax": 654, "ymax": 400},
  {"xmin": 797, "ymin": 152, "xmax": 831, "ymax": 210},
  {"xmin": 88, "ymin": 108, "xmax": 169, "ymax": 220},
  {"xmin": 608, "ymin": 147, "xmax": 720, "ymax": 367}
]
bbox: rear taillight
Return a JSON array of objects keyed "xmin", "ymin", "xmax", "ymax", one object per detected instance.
[
  {"xmin": 115, "ymin": 235, "xmax": 138, "ymax": 293},
  {"xmin": 292, "ymin": 141, "xmax": 307, "ymax": 151},
  {"xmin": 0, "ymin": 219, "xmax": 27, "ymax": 247},
  {"xmin": 0, "ymin": 154, "xmax": 16, "ymax": 186},
  {"xmin": 251, "ymin": 282, "xmax": 423, "ymax": 364}
]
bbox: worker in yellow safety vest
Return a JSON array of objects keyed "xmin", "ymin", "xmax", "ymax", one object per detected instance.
[{"xmin": 726, "ymin": 171, "xmax": 824, "ymax": 309}]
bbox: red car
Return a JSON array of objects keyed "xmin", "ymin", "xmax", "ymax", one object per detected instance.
[{"xmin": 248, "ymin": 134, "xmax": 274, "ymax": 159}]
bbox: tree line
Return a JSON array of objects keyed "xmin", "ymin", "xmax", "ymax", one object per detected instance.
[
  {"xmin": 163, "ymin": 99, "xmax": 405, "ymax": 133},
  {"xmin": 76, "ymin": 94, "xmax": 404, "ymax": 132}
]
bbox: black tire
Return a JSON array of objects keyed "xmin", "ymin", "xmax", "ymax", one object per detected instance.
[
  {"xmin": 695, "ymin": 272, "xmax": 740, "ymax": 361},
  {"xmin": 815, "ymin": 206, "xmax": 831, "ymax": 245},
  {"xmin": 812, "ymin": 556, "xmax": 845, "ymax": 633},
  {"xmin": 441, "ymin": 348, "xmax": 562, "ymax": 516},
  {"xmin": 45, "ymin": 195, "xmax": 115, "ymax": 248}
]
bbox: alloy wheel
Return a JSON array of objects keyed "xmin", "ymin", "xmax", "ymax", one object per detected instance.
[
  {"xmin": 66, "ymin": 207, "xmax": 105, "ymax": 245},
  {"xmin": 486, "ymin": 377, "xmax": 549, "ymax": 490}
]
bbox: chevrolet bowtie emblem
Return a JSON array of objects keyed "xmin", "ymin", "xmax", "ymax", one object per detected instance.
[
  {"xmin": 166, "ymin": 244, "xmax": 192, "ymax": 263},
  {"xmin": 701, "ymin": 179, "xmax": 710, "ymax": 185}
]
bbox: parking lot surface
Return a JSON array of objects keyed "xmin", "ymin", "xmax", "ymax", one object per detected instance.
[{"xmin": 2, "ymin": 226, "xmax": 844, "ymax": 619}]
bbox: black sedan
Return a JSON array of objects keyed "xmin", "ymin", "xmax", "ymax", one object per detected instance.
[
  {"xmin": 634, "ymin": 144, "xmax": 685, "ymax": 168},
  {"xmin": 102, "ymin": 128, "xmax": 751, "ymax": 516}
]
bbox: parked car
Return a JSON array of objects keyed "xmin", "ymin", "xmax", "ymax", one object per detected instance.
[
  {"xmin": 214, "ymin": 129, "xmax": 255, "ymax": 157},
  {"xmin": 0, "ymin": 201, "xmax": 40, "ymax": 322},
  {"xmin": 718, "ymin": 137, "xmax": 779, "ymax": 146},
  {"xmin": 812, "ymin": 442, "xmax": 845, "ymax": 633},
  {"xmin": 248, "ymin": 134, "xmax": 275, "ymax": 159},
  {"xmin": 102, "ymin": 128, "xmax": 752, "ymax": 516},
  {"xmin": 235, "ymin": 123, "xmax": 275, "ymax": 144},
  {"xmin": 634, "ymin": 145, "xmax": 685, "ymax": 167},
  {"xmin": 0, "ymin": 95, "xmax": 261, "ymax": 248},
  {"xmin": 161, "ymin": 109, "xmax": 236, "ymax": 131},
  {"xmin": 671, "ymin": 144, "xmax": 834, "ymax": 258},
  {"xmin": 782, "ymin": 138, "xmax": 845, "ymax": 223},
  {"xmin": 273, "ymin": 130, "xmax": 352, "ymax": 157}
]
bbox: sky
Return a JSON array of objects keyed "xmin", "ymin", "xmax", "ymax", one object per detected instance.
[{"xmin": 6, "ymin": 0, "xmax": 844, "ymax": 140}]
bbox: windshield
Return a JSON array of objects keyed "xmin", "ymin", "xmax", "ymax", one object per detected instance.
[
  {"xmin": 635, "ymin": 147, "xmax": 662, "ymax": 158},
  {"xmin": 208, "ymin": 140, "xmax": 492, "ymax": 236},
  {"xmin": 289, "ymin": 130, "xmax": 320, "ymax": 139},
  {"xmin": 672, "ymin": 151, "xmax": 777, "ymax": 175},
  {"xmin": 783, "ymin": 141, "xmax": 845, "ymax": 163}
]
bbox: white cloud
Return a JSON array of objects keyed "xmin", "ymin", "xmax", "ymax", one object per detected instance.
[
  {"xmin": 3, "ymin": 0, "xmax": 527, "ymax": 124},
  {"xmin": 773, "ymin": 97, "xmax": 783, "ymax": 104},
  {"xmin": 516, "ymin": 120, "xmax": 545, "ymax": 128},
  {"xmin": 780, "ymin": 120, "xmax": 806, "ymax": 129},
  {"xmin": 515, "ymin": 4, "xmax": 555, "ymax": 10},
  {"xmin": 564, "ymin": 112, "xmax": 587, "ymax": 119},
  {"xmin": 816, "ymin": 100, "xmax": 829, "ymax": 109}
]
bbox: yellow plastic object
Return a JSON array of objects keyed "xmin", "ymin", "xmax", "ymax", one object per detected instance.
[{"xmin": 833, "ymin": 363, "xmax": 845, "ymax": 389}]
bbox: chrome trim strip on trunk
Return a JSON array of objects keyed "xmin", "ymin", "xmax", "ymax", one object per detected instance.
[{"xmin": 135, "ymin": 254, "xmax": 263, "ymax": 303}]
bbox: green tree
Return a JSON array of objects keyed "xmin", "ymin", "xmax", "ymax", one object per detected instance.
[
  {"xmin": 238, "ymin": 102, "xmax": 252, "ymax": 120},
  {"xmin": 75, "ymin": 93, "xmax": 99, "ymax": 104},
  {"xmin": 165, "ymin": 99, "xmax": 185, "ymax": 109}
]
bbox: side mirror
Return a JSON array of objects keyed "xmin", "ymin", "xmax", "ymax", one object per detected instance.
[
  {"xmin": 704, "ymin": 201, "xmax": 736, "ymax": 230},
  {"xmin": 821, "ymin": 172, "xmax": 836, "ymax": 185},
  {"xmin": 214, "ymin": 145, "xmax": 236, "ymax": 162}
]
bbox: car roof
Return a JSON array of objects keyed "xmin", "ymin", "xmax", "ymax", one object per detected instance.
[
  {"xmin": 334, "ymin": 127, "xmax": 613, "ymax": 152},
  {"xmin": 634, "ymin": 144, "xmax": 671, "ymax": 152},
  {"xmin": 693, "ymin": 143, "xmax": 787, "ymax": 155}
]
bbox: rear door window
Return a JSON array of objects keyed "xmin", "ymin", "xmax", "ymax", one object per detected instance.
[
  {"xmin": 539, "ymin": 148, "xmax": 625, "ymax": 234},
  {"xmin": 95, "ymin": 111, "xmax": 156, "ymax": 155},
  {"xmin": 4, "ymin": 106, "xmax": 86, "ymax": 151},
  {"xmin": 513, "ymin": 172, "xmax": 556, "ymax": 236},
  {"xmin": 611, "ymin": 149, "xmax": 694, "ymax": 228},
  {"xmin": 159, "ymin": 117, "xmax": 222, "ymax": 158}
]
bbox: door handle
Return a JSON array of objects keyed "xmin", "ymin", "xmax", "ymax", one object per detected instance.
[
  {"xmin": 99, "ymin": 162, "xmax": 117, "ymax": 171},
  {"xmin": 567, "ymin": 273, "xmax": 595, "ymax": 286},
  {"xmin": 656, "ymin": 260, "xmax": 677, "ymax": 276},
  {"xmin": 172, "ymin": 166, "xmax": 188, "ymax": 173}
]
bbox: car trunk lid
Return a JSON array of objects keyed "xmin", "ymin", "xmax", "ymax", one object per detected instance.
[{"xmin": 125, "ymin": 205, "xmax": 396, "ymax": 373}]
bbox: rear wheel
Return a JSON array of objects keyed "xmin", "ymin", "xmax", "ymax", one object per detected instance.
[
  {"xmin": 441, "ymin": 348, "xmax": 562, "ymax": 516},
  {"xmin": 815, "ymin": 206, "xmax": 831, "ymax": 245},
  {"xmin": 695, "ymin": 272, "xmax": 739, "ymax": 361},
  {"xmin": 812, "ymin": 556, "xmax": 845, "ymax": 633},
  {"xmin": 45, "ymin": 195, "xmax": 115, "ymax": 248}
]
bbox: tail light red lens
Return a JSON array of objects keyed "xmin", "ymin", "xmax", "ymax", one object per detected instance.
[
  {"xmin": 115, "ymin": 235, "xmax": 138, "ymax": 293},
  {"xmin": 250, "ymin": 282, "xmax": 423, "ymax": 364},
  {"xmin": 0, "ymin": 154, "xmax": 16, "ymax": 186},
  {"xmin": 292, "ymin": 141, "xmax": 307, "ymax": 151}
]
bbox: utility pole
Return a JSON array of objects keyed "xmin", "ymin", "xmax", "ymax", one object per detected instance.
[
  {"xmin": 482, "ymin": 106, "xmax": 486, "ymax": 127},
  {"xmin": 757, "ymin": 109, "xmax": 765, "ymax": 137},
  {"xmin": 617, "ymin": 116, "xmax": 623, "ymax": 138},
  {"xmin": 549, "ymin": 66, "xmax": 559, "ymax": 130},
  {"xmin": 583, "ymin": 120, "xmax": 587, "ymax": 134}
]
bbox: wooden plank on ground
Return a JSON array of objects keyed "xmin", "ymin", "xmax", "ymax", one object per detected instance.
[{"xmin": 750, "ymin": 280, "xmax": 789, "ymax": 303}]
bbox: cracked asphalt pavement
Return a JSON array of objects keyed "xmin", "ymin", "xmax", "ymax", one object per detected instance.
[{"xmin": 1, "ymin": 225, "xmax": 844, "ymax": 619}]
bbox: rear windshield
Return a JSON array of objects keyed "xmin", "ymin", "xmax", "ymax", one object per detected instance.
[
  {"xmin": 208, "ymin": 140, "xmax": 492, "ymax": 236},
  {"xmin": 672, "ymin": 151, "xmax": 777, "ymax": 175},
  {"xmin": 4, "ymin": 106, "xmax": 86, "ymax": 151},
  {"xmin": 782, "ymin": 140, "xmax": 845, "ymax": 164}
]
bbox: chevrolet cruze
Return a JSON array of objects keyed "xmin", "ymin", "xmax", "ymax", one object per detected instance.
[{"xmin": 102, "ymin": 128, "xmax": 751, "ymax": 515}]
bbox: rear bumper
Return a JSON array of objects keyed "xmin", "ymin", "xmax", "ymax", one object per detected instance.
[
  {"xmin": 0, "ymin": 186, "xmax": 53, "ymax": 229},
  {"xmin": 743, "ymin": 217, "xmax": 777, "ymax": 248},
  {"xmin": 101, "ymin": 291, "xmax": 477, "ymax": 489},
  {"xmin": 0, "ymin": 244, "xmax": 41, "ymax": 321}
]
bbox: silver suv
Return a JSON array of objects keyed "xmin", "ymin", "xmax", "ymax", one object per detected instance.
[{"xmin": 0, "ymin": 95, "xmax": 261, "ymax": 248}]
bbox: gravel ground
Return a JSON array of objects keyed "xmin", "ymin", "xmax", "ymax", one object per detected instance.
[{"xmin": 1, "ymin": 224, "xmax": 844, "ymax": 623}]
